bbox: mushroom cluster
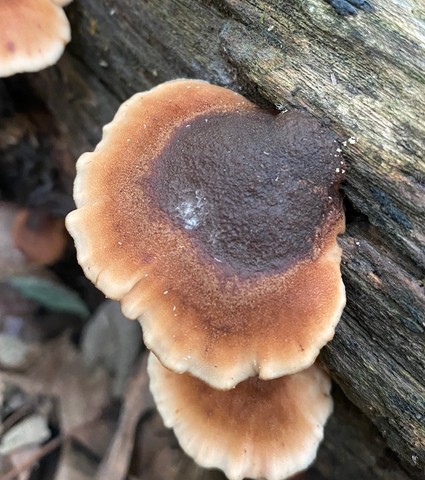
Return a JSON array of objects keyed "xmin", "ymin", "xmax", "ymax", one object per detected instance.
[
  {"xmin": 0, "ymin": 0, "xmax": 72, "ymax": 78},
  {"xmin": 66, "ymin": 79, "xmax": 346, "ymax": 479}
]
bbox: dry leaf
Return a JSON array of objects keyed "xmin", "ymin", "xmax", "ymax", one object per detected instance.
[
  {"xmin": 0, "ymin": 334, "xmax": 38, "ymax": 369},
  {"xmin": 0, "ymin": 414, "xmax": 50, "ymax": 455},
  {"xmin": 95, "ymin": 354, "xmax": 152, "ymax": 480},
  {"xmin": 0, "ymin": 283, "xmax": 44, "ymax": 342},
  {"xmin": 82, "ymin": 301, "xmax": 141, "ymax": 397},
  {"xmin": 0, "ymin": 335, "xmax": 111, "ymax": 434},
  {"xmin": 69, "ymin": 416, "xmax": 116, "ymax": 460},
  {"xmin": 54, "ymin": 441, "xmax": 97, "ymax": 480},
  {"xmin": 8, "ymin": 275, "xmax": 90, "ymax": 320}
]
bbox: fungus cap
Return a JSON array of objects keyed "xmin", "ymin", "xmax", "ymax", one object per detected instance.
[
  {"xmin": 66, "ymin": 79, "xmax": 346, "ymax": 389},
  {"xmin": 0, "ymin": 0, "xmax": 71, "ymax": 78},
  {"xmin": 12, "ymin": 209, "xmax": 67, "ymax": 266},
  {"xmin": 148, "ymin": 353, "xmax": 333, "ymax": 480},
  {"xmin": 50, "ymin": 0, "xmax": 73, "ymax": 6}
]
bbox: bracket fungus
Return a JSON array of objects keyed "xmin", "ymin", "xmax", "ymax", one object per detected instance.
[
  {"xmin": 12, "ymin": 208, "xmax": 67, "ymax": 266},
  {"xmin": 66, "ymin": 79, "xmax": 346, "ymax": 390},
  {"xmin": 148, "ymin": 352, "xmax": 333, "ymax": 480},
  {"xmin": 0, "ymin": 0, "xmax": 71, "ymax": 78},
  {"xmin": 50, "ymin": 0, "xmax": 73, "ymax": 5}
]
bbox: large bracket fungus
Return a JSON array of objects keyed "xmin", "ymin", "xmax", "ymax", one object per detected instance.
[
  {"xmin": 66, "ymin": 79, "xmax": 346, "ymax": 390},
  {"xmin": 0, "ymin": 0, "xmax": 71, "ymax": 78}
]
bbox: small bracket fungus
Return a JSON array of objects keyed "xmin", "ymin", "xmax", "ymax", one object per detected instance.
[
  {"xmin": 0, "ymin": 0, "xmax": 71, "ymax": 78},
  {"xmin": 148, "ymin": 353, "xmax": 333, "ymax": 480},
  {"xmin": 66, "ymin": 79, "xmax": 346, "ymax": 389},
  {"xmin": 12, "ymin": 208, "xmax": 67, "ymax": 266},
  {"xmin": 50, "ymin": 0, "xmax": 73, "ymax": 6}
]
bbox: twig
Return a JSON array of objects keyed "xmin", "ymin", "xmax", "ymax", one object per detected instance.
[
  {"xmin": 0, "ymin": 435, "xmax": 62, "ymax": 480},
  {"xmin": 95, "ymin": 354, "xmax": 151, "ymax": 480},
  {"xmin": 0, "ymin": 401, "xmax": 36, "ymax": 436},
  {"xmin": 0, "ymin": 417, "xmax": 101, "ymax": 480}
]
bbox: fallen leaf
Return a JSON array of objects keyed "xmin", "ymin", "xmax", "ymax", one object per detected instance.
[
  {"xmin": 95, "ymin": 354, "xmax": 152, "ymax": 480},
  {"xmin": 0, "ymin": 414, "xmax": 50, "ymax": 455},
  {"xmin": 0, "ymin": 336, "xmax": 111, "ymax": 434},
  {"xmin": 82, "ymin": 301, "xmax": 142, "ymax": 397},
  {"xmin": 54, "ymin": 441, "xmax": 97, "ymax": 480},
  {"xmin": 0, "ymin": 283, "xmax": 44, "ymax": 342},
  {"xmin": 7, "ymin": 276, "xmax": 90, "ymax": 319},
  {"xmin": 0, "ymin": 281, "xmax": 85, "ymax": 342},
  {"xmin": 0, "ymin": 334, "xmax": 38, "ymax": 369},
  {"xmin": 69, "ymin": 415, "xmax": 116, "ymax": 460}
]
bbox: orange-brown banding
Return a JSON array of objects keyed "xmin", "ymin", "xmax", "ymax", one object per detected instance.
[
  {"xmin": 66, "ymin": 79, "xmax": 346, "ymax": 389},
  {"xmin": 0, "ymin": 0, "xmax": 71, "ymax": 78},
  {"xmin": 148, "ymin": 353, "xmax": 333, "ymax": 480}
]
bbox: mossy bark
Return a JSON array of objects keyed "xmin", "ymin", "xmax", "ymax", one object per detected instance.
[{"xmin": 22, "ymin": 0, "xmax": 424, "ymax": 477}]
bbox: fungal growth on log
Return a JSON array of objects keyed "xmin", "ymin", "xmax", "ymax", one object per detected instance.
[
  {"xmin": 0, "ymin": 0, "xmax": 71, "ymax": 78},
  {"xmin": 66, "ymin": 79, "xmax": 346, "ymax": 390},
  {"xmin": 148, "ymin": 352, "xmax": 333, "ymax": 480}
]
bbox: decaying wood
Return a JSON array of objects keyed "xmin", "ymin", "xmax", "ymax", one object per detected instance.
[
  {"xmin": 16, "ymin": 0, "xmax": 425, "ymax": 477},
  {"xmin": 315, "ymin": 387, "xmax": 419, "ymax": 480}
]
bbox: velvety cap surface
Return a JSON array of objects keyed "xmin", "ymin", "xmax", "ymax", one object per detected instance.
[
  {"xmin": 66, "ymin": 79, "xmax": 346, "ymax": 389},
  {"xmin": 148, "ymin": 353, "xmax": 333, "ymax": 480},
  {"xmin": 0, "ymin": 0, "xmax": 71, "ymax": 78}
]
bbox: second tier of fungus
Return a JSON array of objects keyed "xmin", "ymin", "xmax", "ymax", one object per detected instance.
[
  {"xmin": 148, "ymin": 353, "xmax": 333, "ymax": 480},
  {"xmin": 66, "ymin": 79, "xmax": 346, "ymax": 389},
  {"xmin": 0, "ymin": 0, "xmax": 71, "ymax": 78}
]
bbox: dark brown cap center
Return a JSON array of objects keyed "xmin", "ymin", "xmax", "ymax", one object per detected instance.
[{"xmin": 147, "ymin": 109, "xmax": 343, "ymax": 275}]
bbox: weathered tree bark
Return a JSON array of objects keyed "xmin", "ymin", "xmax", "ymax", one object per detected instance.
[{"xmin": 20, "ymin": 0, "xmax": 424, "ymax": 477}]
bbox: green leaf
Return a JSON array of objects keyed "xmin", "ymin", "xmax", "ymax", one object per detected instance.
[{"xmin": 8, "ymin": 276, "xmax": 90, "ymax": 319}]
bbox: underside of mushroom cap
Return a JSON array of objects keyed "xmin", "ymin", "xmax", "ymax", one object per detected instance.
[
  {"xmin": 0, "ymin": 0, "xmax": 71, "ymax": 78},
  {"xmin": 66, "ymin": 79, "xmax": 346, "ymax": 389},
  {"xmin": 148, "ymin": 353, "xmax": 333, "ymax": 480}
]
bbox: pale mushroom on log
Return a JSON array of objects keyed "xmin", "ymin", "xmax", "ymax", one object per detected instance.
[
  {"xmin": 2, "ymin": 0, "xmax": 423, "ymax": 478},
  {"xmin": 0, "ymin": 0, "xmax": 71, "ymax": 78}
]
